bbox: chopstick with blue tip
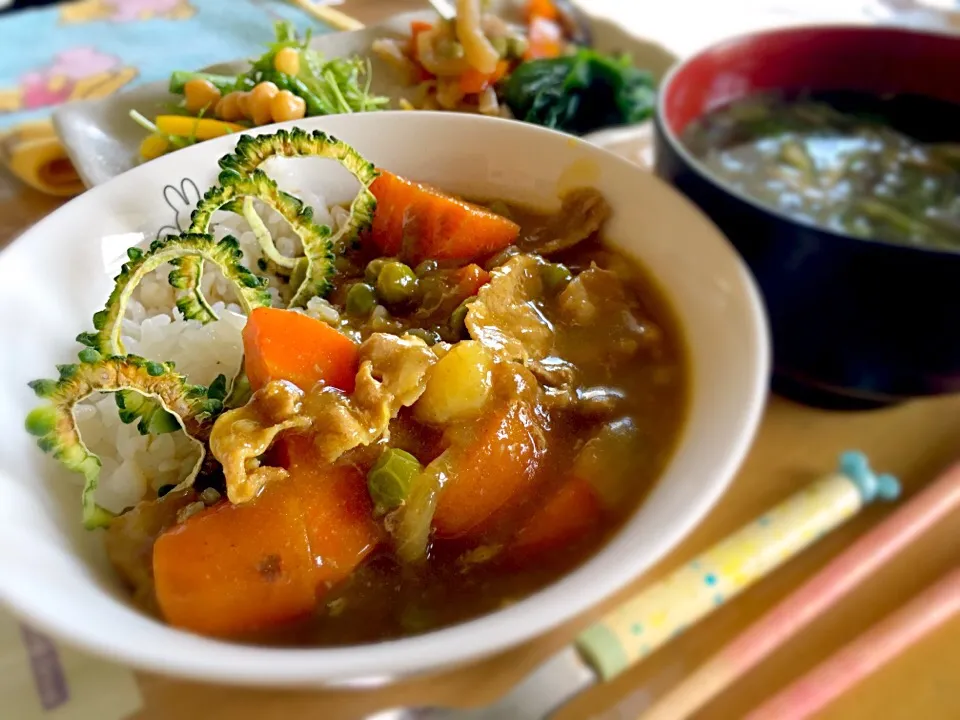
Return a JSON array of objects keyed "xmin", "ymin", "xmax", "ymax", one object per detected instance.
[
  {"xmin": 637, "ymin": 455, "xmax": 960, "ymax": 720},
  {"xmin": 572, "ymin": 452, "xmax": 900, "ymax": 687}
]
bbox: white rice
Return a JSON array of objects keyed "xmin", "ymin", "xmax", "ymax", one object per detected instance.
[{"xmin": 79, "ymin": 189, "xmax": 347, "ymax": 513}]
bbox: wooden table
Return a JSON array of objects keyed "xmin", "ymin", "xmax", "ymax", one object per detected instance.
[{"xmin": 2, "ymin": 2, "xmax": 958, "ymax": 718}]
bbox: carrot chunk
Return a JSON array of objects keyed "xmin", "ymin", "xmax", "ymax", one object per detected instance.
[
  {"xmin": 509, "ymin": 418, "xmax": 640, "ymax": 560},
  {"xmin": 526, "ymin": 16, "xmax": 564, "ymax": 59},
  {"xmin": 432, "ymin": 402, "xmax": 547, "ymax": 538},
  {"xmin": 242, "ymin": 307, "xmax": 359, "ymax": 393},
  {"xmin": 153, "ymin": 445, "xmax": 380, "ymax": 637},
  {"xmin": 525, "ymin": 0, "xmax": 559, "ymax": 22},
  {"xmin": 459, "ymin": 60, "xmax": 511, "ymax": 95},
  {"xmin": 408, "ymin": 21, "xmax": 436, "ymax": 81},
  {"xmin": 409, "ymin": 20, "xmax": 433, "ymax": 58},
  {"xmin": 153, "ymin": 482, "xmax": 317, "ymax": 637},
  {"xmin": 510, "ymin": 474, "xmax": 603, "ymax": 558},
  {"xmin": 369, "ymin": 170, "xmax": 520, "ymax": 264},
  {"xmin": 451, "ymin": 263, "xmax": 492, "ymax": 297}
]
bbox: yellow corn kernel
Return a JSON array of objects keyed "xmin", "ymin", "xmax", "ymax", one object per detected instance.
[{"xmin": 154, "ymin": 116, "xmax": 245, "ymax": 139}]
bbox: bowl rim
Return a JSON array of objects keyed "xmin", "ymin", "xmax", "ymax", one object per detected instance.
[
  {"xmin": 0, "ymin": 111, "xmax": 770, "ymax": 686},
  {"xmin": 654, "ymin": 21, "xmax": 960, "ymax": 259}
]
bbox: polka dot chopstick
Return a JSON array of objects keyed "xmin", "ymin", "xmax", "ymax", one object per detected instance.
[
  {"xmin": 575, "ymin": 452, "xmax": 900, "ymax": 683},
  {"xmin": 635, "ymin": 457, "xmax": 960, "ymax": 720}
]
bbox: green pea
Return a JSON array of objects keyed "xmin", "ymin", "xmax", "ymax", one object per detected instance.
[
  {"xmin": 449, "ymin": 298, "xmax": 473, "ymax": 338},
  {"xmin": 437, "ymin": 37, "xmax": 465, "ymax": 60},
  {"xmin": 407, "ymin": 327, "xmax": 441, "ymax": 346},
  {"xmin": 367, "ymin": 448, "xmax": 423, "ymax": 516},
  {"xmin": 346, "ymin": 282, "xmax": 377, "ymax": 317},
  {"xmin": 414, "ymin": 259, "xmax": 439, "ymax": 277},
  {"xmin": 487, "ymin": 199, "xmax": 512, "ymax": 219},
  {"xmin": 541, "ymin": 262, "xmax": 573, "ymax": 292},
  {"xmin": 376, "ymin": 261, "xmax": 419, "ymax": 305},
  {"xmin": 507, "ymin": 36, "xmax": 529, "ymax": 60},
  {"xmin": 491, "ymin": 36, "xmax": 509, "ymax": 58},
  {"xmin": 364, "ymin": 257, "xmax": 388, "ymax": 285}
]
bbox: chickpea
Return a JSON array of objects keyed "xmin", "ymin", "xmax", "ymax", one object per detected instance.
[
  {"xmin": 236, "ymin": 90, "xmax": 252, "ymax": 119},
  {"xmin": 248, "ymin": 81, "xmax": 279, "ymax": 125},
  {"xmin": 273, "ymin": 47, "xmax": 301, "ymax": 76},
  {"xmin": 184, "ymin": 78, "xmax": 222, "ymax": 115},
  {"xmin": 214, "ymin": 91, "xmax": 245, "ymax": 121},
  {"xmin": 270, "ymin": 89, "xmax": 307, "ymax": 123}
]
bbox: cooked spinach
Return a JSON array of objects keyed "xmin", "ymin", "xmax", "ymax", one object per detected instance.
[{"xmin": 502, "ymin": 48, "xmax": 656, "ymax": 135}]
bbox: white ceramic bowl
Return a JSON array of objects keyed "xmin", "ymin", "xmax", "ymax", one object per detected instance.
[{"xmin": 0, "ymin": 112, "xmax": 768, "ymax": 687}]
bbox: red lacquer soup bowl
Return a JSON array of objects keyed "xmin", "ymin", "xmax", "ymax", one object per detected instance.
[{"xmin": 655, "ymin": 25, "xmax": 960, "ymax": 409}]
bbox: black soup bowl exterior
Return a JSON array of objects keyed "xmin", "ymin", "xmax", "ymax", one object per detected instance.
[{"xmin": 654, "ymin": 25, "xmax": 960, "ymax": 409}]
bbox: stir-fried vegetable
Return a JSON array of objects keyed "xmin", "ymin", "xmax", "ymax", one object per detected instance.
[
  {"xmin": 456, "ymin": 0, "xmax": 500, "ymax": 74},
  {"xmin": 369, "ymin": 170, "xmax": 520, "ymax": 263},
  {"xmin": 503, "ymin": 47, "xmax": 657, "ymax": 135},
  {"xmin": 374, "ymin": 0, "xmax": 657, "ymax": 136}
]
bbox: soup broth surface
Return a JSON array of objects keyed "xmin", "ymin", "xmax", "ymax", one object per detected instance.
[{"xmin": 681, "ymin": 91, "xmax": 960, "ymax": 249}]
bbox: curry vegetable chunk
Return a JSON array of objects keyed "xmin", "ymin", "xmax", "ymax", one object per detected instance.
[{"xmin": 25, "ymin": 130, "xmax": 686, "ymax": 645}]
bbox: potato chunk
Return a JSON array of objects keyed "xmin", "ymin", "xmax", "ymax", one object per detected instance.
[{"xmin": 415, "ymin": 341, "xmax": 494, "ymax": 424}]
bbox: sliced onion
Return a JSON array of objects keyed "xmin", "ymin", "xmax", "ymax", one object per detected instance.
[
  {"xmin": 393, "ymin": 451, "xmax": 453, "ymax": 564},
  {"xmin": 478, "ymin": 86, "xmax": 499, "ymax": 116},
  {"xmin": 418, "ymin": 25, "xmax": 469, "ymax": 77},
  {"xmin": 456, "ymin": 0, "xmax": 499, "ymax": 74}
]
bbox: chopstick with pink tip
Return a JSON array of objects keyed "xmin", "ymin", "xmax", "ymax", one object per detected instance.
[
  {"xmin": 638, "ymin": 458, "xmax": 960, "ymax": 720},
  {"xmin": 742, "ymin": 566, "xmax": 960, "ymax": 720}
]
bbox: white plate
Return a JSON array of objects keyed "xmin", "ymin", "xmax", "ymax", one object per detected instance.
[
  {"xmin": 0, "ymin": 112, "xmax": 767, "ymax": 686},
  {"xmin": 53, "ymin": 8, "xmax": 677, "ymax": 187}
]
